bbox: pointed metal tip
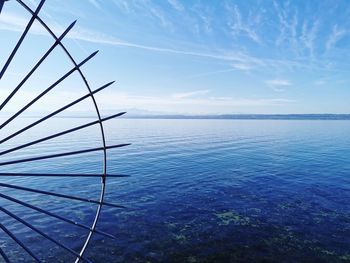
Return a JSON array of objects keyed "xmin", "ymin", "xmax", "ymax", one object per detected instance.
[
  {"xmin": 106, "ymin": 80, "xmax": 115, "ymax": 86},
  {"xmin": 87, "ymin": 50, "xmax": 99, "ymax": 59},
  {"xmin": 80, "ymin": 50, "xmax": 99, "ymax": 65},
  {"xmin": 60, "ymin": 20, "xmax": 77, "ymax": 37},
  {"xmin": 69, "ymin": 20, "xmax": 77, "ymax": 28},
  {"xmin": 114, "ymin": 111, "xmax": 127, "ymax": 117},
  {"xmin": 88, "ymin": 50, "xmax": 99, "ymax": 58},
  {"xmin": 106, "ymin": 174, "xmax": 130, "ymax": 178}
]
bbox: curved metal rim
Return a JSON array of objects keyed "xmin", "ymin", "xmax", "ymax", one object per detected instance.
[{"xmin": 13, "ymin": 1, "xmax": 108, "ymax": 261}]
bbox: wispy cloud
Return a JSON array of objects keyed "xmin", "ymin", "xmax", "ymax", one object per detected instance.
[
  {"xmin": 313, "ymin": 79, "xmax": 326, "ymax": 86},
  {"xmin": 111, "ymin": 0, "xmax": 131, "ymax": 13},
  {"xmin": 0, "ymin": 11, "xmax": 332, "ymax": 75},
  {"xmin": 95, "ymin": 91, "xmax": 294, "ymax": 114},
  {"xmin": 110, "ymin": 0, "xmax": 172, "ymax": 28},
  {"xmin": 274, "ymin": 1, "xmax": 297, "ymax": 48},
  {"xmin": 1, "ymin": 85, "xmax": 291, "ymax": 115},
  {"xmin": 172, "ymin": 89, "xmax": 210, "ymax": 99},
  {"xmin": 231, "ymin": 63, "xmax": 253, "ymax": 71},
  {"xmin": 167, "ymin": 0, "xmax": 184, "ymax": 12},
  {"xmin": 0, "ymin": 12, "xmax": 30, "ymax": 32},
  {"xmin": 0, "ymin": 12, "xmax": 259, "ymax": 66},
  {"xmin": 300, "ymin": 20, "xmax": 319, "ymax": 57},
  {"xmin": 274, "ymin": 1, "xmax": 320, "ymax": 58},
  {"xmin": 87, "ymin": 0, "xmax": 102, "ymax": 10},
  {"xmin": 266, "ymin": 79, "xmax": 292, "ymax": 92},
  {"xmin": 148, "ymin": 4, "xmax": 172, "ymax": 28},
  {"xmin": 191, "ymin": 4, "xmax": 213, "ymax": 34},
  {"xmin": 326, "ymin": 25, "xmax": 346, "ymax": 51},
  {"xmin": 266, "ymin": 79, "xmax": 291, "ymax": 86},
  {"xmin": 0, "ymin": 6, "xmax": 339, "ymax": 78},
  {"xmin": 226, "ymin": 4, "xmax": 261, "ymax": 44}
]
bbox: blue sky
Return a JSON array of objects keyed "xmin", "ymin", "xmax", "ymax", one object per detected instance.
[{"xmin": 1, "ymin": 0, "xmax": 350, "ymax": 114}]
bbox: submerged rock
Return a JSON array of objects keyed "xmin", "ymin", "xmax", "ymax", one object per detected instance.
[{"xmin": 214, "ymin": 211, "xmax": 250, "ymax": 226}]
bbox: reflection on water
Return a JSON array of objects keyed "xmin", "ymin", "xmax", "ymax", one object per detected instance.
[{"xmin": 0, "ymin": 118, "xmax": 350, "ymax": 262}]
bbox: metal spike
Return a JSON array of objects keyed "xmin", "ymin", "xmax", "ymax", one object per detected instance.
[
  {"xmin": 0, "ymin": 112, "xmax": 126, "ymax": 157},
  {"xmin": 0, "ymin": 0, "xmax": 9, "ymax": 15},
  {"xmin": 0, "ymin": 193, "xmax": 117, "ymax": 240},
  {"xmin": 0, "ymin": 223, "xmax": 41, "ymax": 262},
  {"xmin": 8, "ymin": 1, "xmax": 121, "ymax": 261},
  {"xmin": 0, "ymin": 144, "xmax": 130, "ymax": 166},
  {"xmin": 0, "ymin": 81, "xmax": 115, "ymax": 145},
  {"xmin": 0, "ymin": 172, "xmax": 129, "ymax": 178},
  {"xmin": 0, "ymin": 0, "xmax": 45, "ymax": 80},
  {"xmin": 0, "ymin": 183, "xmax": 125, "ymax": 208},
  {"xmin": 0, "ymin": 20, "xmax": 76, "ymax": 111},
  {"xmin": 0, "ymin": 246, "xmax": 11, "ymax": 263},
  {"xmin": 0, "ymin": 207, "xmax": 92, "ymax": 263},
  {"xmin": 0, "ymin": 50, "xmax": 99, "ymax": 130}
]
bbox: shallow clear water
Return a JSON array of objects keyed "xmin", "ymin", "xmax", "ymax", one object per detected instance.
[{"xmin": 0, "ymin": 118, "xmax": 349, "ymax": 262}]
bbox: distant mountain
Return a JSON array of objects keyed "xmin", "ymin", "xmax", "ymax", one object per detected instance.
[{"xmin": 2, "ymin": 110, "xmax": 350, "ymax": 120}]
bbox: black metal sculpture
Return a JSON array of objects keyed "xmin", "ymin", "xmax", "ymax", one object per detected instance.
[{"xmin": 0, "ymin": 1, "xmax": 128, "ymax": 262}]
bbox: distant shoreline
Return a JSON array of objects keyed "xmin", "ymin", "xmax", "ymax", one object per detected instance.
[
  {"xmin": 122, "ymin": 114, "xmax": 350, "ymax": 120},
  {"xmin": 4, "ymin": 114, "xmax": 350, "ymax": 120}
]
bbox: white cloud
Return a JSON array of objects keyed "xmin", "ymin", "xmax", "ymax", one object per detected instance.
[
  {"xmin": 274, "ymin": 1, "xmax": 319, "ymax": 58},
  {"xmin": 0, "ymin": 13, "xmax": 31, "ymax": 32},
  {"xmin": 0, "ymin": 15, "xmax": 260, "ymax": 84},
  {"xmin": 313, "ymin": 79, "xmax": 326, "ymax": 86},
  {"xmin": 0, "ymin": 84, "xmax": 294, "ymax": 115},
  {"xmin": 326, "ymin": 25, "xmax": 346, "ymax": 51},
  {"xmin": 172, "ymin": 90, "xmax": 210, "ymax": 99},
  {"xmin": 231, "ymin": 63, "xmax": 252, "ymax": 71},
  {"xmin": 266, "ymin": 79, "xmax": 291, "ymax": 86},
  {"xmin": 226, "ymin": 4, "xmax": 261, "ymax": 44},
  {"xmin": 300, "ymin": 20, "xmax": 319, "ymax": 57},
  {"xmin": 87, "ymin": 0, "xmax": 102, "ymax": 10},
  {"xmin": 274, "ymin": 1, "xmax": 297, "ymax": 48},
  {"xmin": 0, "ymin": 10, "xmax": 333, "ymax": 77},
  {"xmin": 149, "ymin": 5, "xmax": 171, "ymax": 28},
  {"xmin": 95, "ymin": 91, "xmax": 294, "ymax": 114},
  {"xmin": 167, "ymin": 0, "xmax": 184, "ymax": 12},
  {"xmin": 266, "ymin": 79, "xmax": 292, "ymax": 92},
  {"xmin": 111, "ymin": 0, "xmax": 131, "ymax": 13}
]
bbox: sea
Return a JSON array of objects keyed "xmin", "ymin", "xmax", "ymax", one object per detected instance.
[{"xmin": 0, "ymin": 118, "xmax": 349, "ymax": 262}]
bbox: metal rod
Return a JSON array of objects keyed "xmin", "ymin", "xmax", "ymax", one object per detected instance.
[
  {"xmin": 0, "ymin": 223, "xmax": 41, "ymax": 262},
  {"xmin": 0, "ymin": 50, "xmax": 99, "ymax": 130},
  {"xmin": 0, "ymin": 21, "xmax": 76, "ymax": 112},
  {"xmin": 0, "ymin": 173, "xmax": 129, "ymax": 177},
  {"xmin": 0, "ymin": 0, "xmax": 45, "ymax": 81},
  {"xmin": 0, "ymin": 81, "xmax": 114, "ymax": 145},
  {"xmin": 0, "ymin": 183, "xmax": 125, "ymax": 208},
  {"xmin": 0, "ymin": 0, "xmax": 9, "ymax": 15},
  {"xmin": 0, "ymin": 246, "xmax": 11, "ymax": 263},
  {"xmin": 0, "ymin": 193, "xmax": 117, "ymax": 240},
  {"xmin": 0, "ymin": 207, "xmax": 92, "ymax": 263},
  {"xmin": 0, "ymin": 143, "xmax": 130, "ymax": 166},
  {"xmin": 16, "ymin": 1, "xmax": 118, "ymax": 260},
  {"xmin": 0, "ymin": 112, "xmax": 126, "ymax": 157}
]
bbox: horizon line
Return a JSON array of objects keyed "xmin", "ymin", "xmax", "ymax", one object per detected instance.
[{"xmin": 1, "ymin": 113, "xmax": 350, "ymax": 120}]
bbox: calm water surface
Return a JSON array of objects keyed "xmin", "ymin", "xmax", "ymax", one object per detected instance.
[{"xmin": 0, "ymin": 118, "xmax": 349, "ymax": 262}]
